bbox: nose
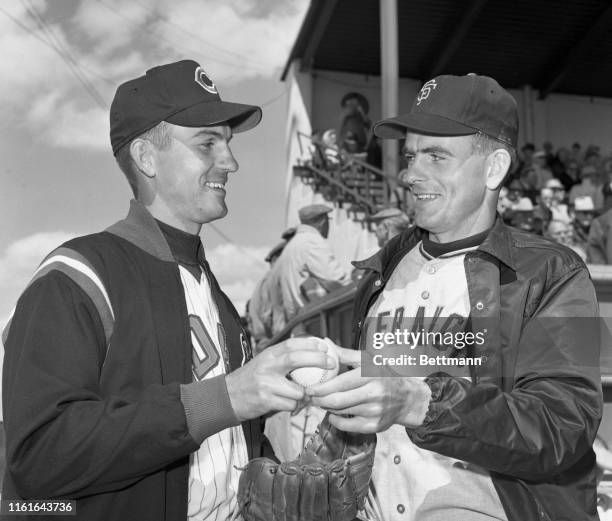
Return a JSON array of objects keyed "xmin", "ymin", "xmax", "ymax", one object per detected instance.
[
  {"xmin": 401, "ymin": 161, "xmax": 425, "ymax": 188},
  {"xmin": 218, "ymin": 143, "xmax": 239, "ymax": 173}
]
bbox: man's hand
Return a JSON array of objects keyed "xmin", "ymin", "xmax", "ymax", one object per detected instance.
[
  {"xmin": 306, "ymin": 346, "xmax": 432, "ymax": 433},
  {"xmin": 225, "ymin": 338, "xmax": 336, "ymax": 421}
]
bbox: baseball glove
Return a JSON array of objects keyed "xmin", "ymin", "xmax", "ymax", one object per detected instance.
[{"xmin": 238, "ymin": 413, "xmax": 376, "ymax": 521}]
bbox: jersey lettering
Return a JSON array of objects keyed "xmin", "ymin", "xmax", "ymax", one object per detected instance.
[{"xmin": 190, "ymin": 314, "xmax": 220, "ymax": 380}]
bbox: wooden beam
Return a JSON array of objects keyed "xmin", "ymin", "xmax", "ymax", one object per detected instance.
[
  {"xmin": 299, "ymin": 0, "xmax": 339, "ymax": 72},
  {"xmin": 425, "ymin": 0, "xmax": 488, "ymax": 79},
  {"xmin": 539, "ymin": 3, "xmax": 612, "ymax": 99}
]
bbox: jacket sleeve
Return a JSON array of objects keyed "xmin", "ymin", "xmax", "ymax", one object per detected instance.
[
  {"xmin": 3, "ymin": 272, "xmax": 200, "ymax": 499},
  {"xmin": 407, "ymin": 266, "xmax": 603, "ymax": 481}
]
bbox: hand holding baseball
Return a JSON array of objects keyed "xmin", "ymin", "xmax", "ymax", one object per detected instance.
[
  {"xmin": 306, "ymin": 346, "xmax": 432, "ymax": 433},
  {"xmin": 225, "ymin": 337, "xmax": 336, "ymax": 422},
  {"xmin": 289, "ymin": 337, "xmax": 340, "ymax": 388}
]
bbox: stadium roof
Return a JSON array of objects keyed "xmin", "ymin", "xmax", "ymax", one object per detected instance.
[{"xmin": 282, "ymin": 0, "xmax": 612, "ymax": 99}]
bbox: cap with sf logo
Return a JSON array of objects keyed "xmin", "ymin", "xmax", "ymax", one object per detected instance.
[{"xmin": 110, "ymin": 59, "xmax": 262, "ymax": 155}]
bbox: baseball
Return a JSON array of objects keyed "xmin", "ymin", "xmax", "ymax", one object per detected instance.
[{"xmin": 289, "ymin": 337, "xmax": 340, "ymax": 387}]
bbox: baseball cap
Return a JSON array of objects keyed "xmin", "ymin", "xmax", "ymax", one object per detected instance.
[
  {"xmin": 573, "ymin": 196, "xmax": 595, "ymax": 212},
  {"xmin": 298, "ymin": 204, "xmax": 333, "ymax": 223},
  {"xmin": 373, "ymin": 74, "xmax": 518, "ymax": 148},
  {"xmin": 110, "ymin": 59, "xmax": 262, "ymax": 155},
  {"xmin": 265, "ymin": 240, "xmax": 287, "ymax": 263}
]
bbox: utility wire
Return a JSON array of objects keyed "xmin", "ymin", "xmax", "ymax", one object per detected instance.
[
  {"xmin": 207, "ymin": 223, "xmax": 266, "ymax": 265},
  {"xmin": 129, "ymin": 0, "xmax": 276, "ymax": 70},
  {"xmin": 20, "ymin": 0, "xmax": 107, "ymax": 108},
  {"xmin": 94, "ymin": 0, "xmax": 271, "ymax": 75},
  {"xmin": 0, "ymin": 5, "xmax": 115, "ymax": 89}
]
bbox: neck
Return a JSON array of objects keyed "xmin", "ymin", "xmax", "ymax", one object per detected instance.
[
  {"xmin": 428, "ymin": 208, "xmax": 495, "ymax": 243},
  {"xmin": 144, "ymin": 199, "xmax": 202, "ymax": 235}
]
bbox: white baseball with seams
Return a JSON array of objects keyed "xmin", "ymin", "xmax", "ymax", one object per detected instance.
[{"xmin": 289, "ymin": 337, "xmax": 340, "ymax": 387}]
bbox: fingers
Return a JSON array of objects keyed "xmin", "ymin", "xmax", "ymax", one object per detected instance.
[
  {"xmin": 328, "ymin": 413, "xmax": 377, "ymax": 434},
  {"xmin": 310, "ymin": 385, "xmax": 372, "ymax": 411},
  {"xmin": 334, "ymin": 346, "xmax": 362, "ymax": 367},
  {"xmin": 277, "ymin": 350, "xmax": 336, "ymax": 374},
  {"xmin": 306, "ymin": 366, "xmax": 367, "ymax": 397}
]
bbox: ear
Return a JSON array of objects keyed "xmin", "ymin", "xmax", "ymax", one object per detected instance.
[
  {"xmin": 485, "ymin": 149, "xmax": 512, "ymax": 190},
  {"xmin": 130, "ymin": 138, "xmax": 157, "ymax": 179}
]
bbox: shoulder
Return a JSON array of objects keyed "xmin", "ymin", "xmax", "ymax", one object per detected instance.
[{"xmin": 505, "ymin": 226, "xmax": 586, "ymax": 279}]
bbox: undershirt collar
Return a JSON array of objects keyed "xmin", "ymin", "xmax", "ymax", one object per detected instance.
[
  {"xmin": 421, "ymin": 228, "xmax": 491, "ymax": 258},
  {"xmin": 155, "ymin": 219, "xmax": 202, "ymax": 280}
]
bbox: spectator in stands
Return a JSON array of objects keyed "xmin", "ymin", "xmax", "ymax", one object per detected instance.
[
  {"xmin": 508, "ymin": 197, "xmax": 535, "ymax": 232},
  {"xmin": 587, "ymin": 207, "xmax": 612, "ymax": 265},
  {"xmin": 571, "ymin": 196, "xmax": 598, "ymax": 245},
  {"xmin": 569, "ymin": 165, "xmax": 604, "ymax": 210},
  {"xmin": 550, "ymin": 147, "xmax": 575, "ymax": 190},
  {"xmin": 532, "ymin": 150, "xmax": 554, "ymax": 189},
  {"xmin": 269, "ymin": 204, "xmax": 351, "ymax": 336},
  {"xmin": 338, "ymin": 92, "xmax": 371, "ymax": 154},
  {"xmin": 248, "ymin": 240, "xmax": 287, "ymax": 353},
  {"xmin": 369, "ymin": 207, "xmax": 413, "ymax": 247},
  {"xmin": 543, "ymin": 141, "xmax": 555, "ymax": 167},
  {"xmin": 544, "ymin": 178, "xmax": 572, "ymax": 223},
  {"xmin": 547, "ymin": 219, "xmax": 587, "ymax": 261},
  {"xmin": 566, "ymin": 160, "xmax": 581, "ymax": 184},
  {"xmin": 602, "ymin": 160, "xmax": 612, "ymax": 212},
  {"xmin": 571, "ymin": 142, "xmax": 583, "ymax": 166}
]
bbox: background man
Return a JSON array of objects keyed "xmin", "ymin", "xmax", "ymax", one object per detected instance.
[
  {"xmin": 308, "ymin": 74, "xmax": 601, "ymax": 520},
  {"xmin": 368, "ymin": 207, "xmax": 412, "ymax": 248},
  {"xmin": 1, "ymin": 59, "xmax": 334, "ymax": 521},
  {"xmin": 270, "ymin": 204, "xmax": 351, "ymax": 336}
]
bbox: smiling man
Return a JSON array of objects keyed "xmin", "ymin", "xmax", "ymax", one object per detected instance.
[
  {"xmin": 308, "ymin": 74, "xmax": 602, "ymax": 520},
  {"xmin": 1, "ymin": 60, "xmax": 335, "ymax": 521}
]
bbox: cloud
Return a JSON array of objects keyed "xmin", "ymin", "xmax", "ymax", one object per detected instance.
[
  {"xmin": 0, "ymin": 0, "xmax": 309, "ymax": 152},
  {"xmin": 205, "ymin": 243, "xmax": 269, "ymax": 314},
  {"xmin": 0, "ymin": 231, "xmax": 77, "ymax": 325}
]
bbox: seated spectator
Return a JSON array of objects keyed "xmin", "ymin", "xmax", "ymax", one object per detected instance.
[
  {"xmin": 508, "ymin": 197, "xmax": 535, "ymax": 232},
  {"xmin": 543, "ymin": 141, "xmax": 555, "ymax": 167},
  {"xmin": 543, "ymin": 178, "xmax": 571, "ymax": 223},
  {"xmin": 566, "ymin": 160, "xmax": 581, "ymax": 184},
  {"xmin": 587, "ymin": 207, "xmax": 612, "ymax": 265},
  {"xmin": 369, "ymin": 207, "xmax": 412, "ymax": 247},
  {"xmin": 571, "ymin": 196, "xmax": 598, "ymax": 244},
  {"xmin": 571, "ymin": 142, "xmax": 583, "ymax": 166},
  {"xmin": 497, "ymin": 186, "xmax": 514, "ymax": 217},
  {"xmin": 338, "ymin": 92, "xmax": 371, "ymax": 153},
  {"xmin": 532, "ymin": 150, "xmax": 554, "ymax": 189},
  {"xmin": 569, "ymin": 165, "xmax": 604, "ymax": 210},
  {"xmin": 550, "ymin": 148, "xmax": 575, "ymax": 190},
  {"xmin": 602, "ymin": 160, "xmax": 612, "ymax": 212},
  {"xmin": 547, "ymin": 219, "xmax": 587, "ymax": 262}
]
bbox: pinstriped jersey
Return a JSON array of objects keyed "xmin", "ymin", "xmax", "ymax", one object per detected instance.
[{"xmin": 180, "ymin": 266, "xmax": 248, "ymax": 521}]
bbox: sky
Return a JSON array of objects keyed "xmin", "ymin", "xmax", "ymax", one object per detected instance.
[{"xmin": 0, "ymin": 0, "xmax": 311, "ymax": 322}]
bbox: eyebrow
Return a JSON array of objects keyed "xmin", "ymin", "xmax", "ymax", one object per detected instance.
[
  {"xmin": 192, "ymin": 129, "xmax": 233, "ymax": 142},
  {"xmin": 402, "ymin": 145, "xmax": 454, "ymax": 156}
]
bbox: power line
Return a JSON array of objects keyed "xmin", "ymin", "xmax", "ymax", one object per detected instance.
[
  {"xmin": 207, "ymin": 223, "xmax": 266, "ymax": 265},
  {"xmin": 129, "ymin": 0, "xmax": 276, "ymax": 70},
  {"xmin": 0, "ymin": 5, "xmax": 115, "ymax": 89},
  {"xmin": 20, "ymin": 0, "xmax": 107, "ymax": 108},
  {"xmin": 259, "ymin": 90, "xmax": 287, "ymax": 108},
  {"xmin": 93, "ymin": 0, "xmax": 271, "ymax": 75}
]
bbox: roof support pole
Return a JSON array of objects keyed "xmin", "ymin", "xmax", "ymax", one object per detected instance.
[{"xmin": 380, "ymin": 0, "xmax": 399, "ymax": 179}]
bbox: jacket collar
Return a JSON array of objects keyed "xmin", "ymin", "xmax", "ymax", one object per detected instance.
[
  {"xmin": 352, "ymin": 215, "xmax": 517, "ymax": 276},
  {"xmin": 105, "ymin": 199, "xmax": 175, "ymax": 262}
]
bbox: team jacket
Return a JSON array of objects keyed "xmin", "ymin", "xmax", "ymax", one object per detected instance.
[
  {"xmin": 1, "ymin": 200, "xmax": 260, "ymax": 521},
  {"xmin": 351, "ymin": 217, "xmax": 603, "ymax": 521}
]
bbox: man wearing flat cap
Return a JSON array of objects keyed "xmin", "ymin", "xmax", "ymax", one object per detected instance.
[
  {"xmin": 307, "ymin": 74, "xmax": 601, "ymax": 520},
  {"xmin": 369, "ymin": 207, "xmax": 412, "ymax": 248},
  {"xmin": 270, "ymin": 204, "xmax": 350, "ymax": 336},
  {"xmin": 1, "ymin": 60, "xmax": 335, "ymax": 521}
]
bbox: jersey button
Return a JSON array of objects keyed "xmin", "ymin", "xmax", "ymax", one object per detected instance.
[
  {"xmin": 393, "ymin": 455, "xmax": 401, "ymax": 464},
  {"xmin": 374, "ymin": 279, "xmax": 382, "ymax": 287},
  {"xmin": 397, "ymin": 504, "xmax": 405, "ymax": 514},
  {"xmin": 426, "ymin": 265, "xmax": 436, "ymax": 274},
  {"xmin": 421, "ymin": 291, "xmax": 430, "ymax": 300},
  {"xmin": 475, "ymin": 301, "xmax": 484, "ymax": 311}
]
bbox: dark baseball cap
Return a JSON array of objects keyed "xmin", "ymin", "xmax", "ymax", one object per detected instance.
[
  {"xmin": 373, "ymin": 74, "xmax": 518, "ymax": 148},
  {"xmin": 110, "ymin": 59, "xmax": 262, "ymax": 155}
]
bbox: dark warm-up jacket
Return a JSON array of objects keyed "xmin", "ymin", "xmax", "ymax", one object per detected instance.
[
  {"xmin": 351, "ymin": 217, "xmax": 603, "ymax": 521},
  {"xmin": 2, "ymin": 200, "xmax": 261, "ymax": 520}
]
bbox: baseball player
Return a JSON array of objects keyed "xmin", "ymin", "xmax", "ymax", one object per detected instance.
[
  {"xmin": 308, "ymin": 74, "xmax": 601, "ymax": 520},
  {"xmin": 1, "ymin": 60, "xmax": 335, "ymax": 521}
]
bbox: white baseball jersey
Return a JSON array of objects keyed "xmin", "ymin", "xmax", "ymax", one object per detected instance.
[
  {"xmin": 179, "ymin": 266, "xmax": 248, "ymax": 521},
  {"xmin": 363, "ymin": 242, "xmax": 507, "ymax": 521}
]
